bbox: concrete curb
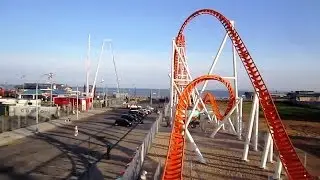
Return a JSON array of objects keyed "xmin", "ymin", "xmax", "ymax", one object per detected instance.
[{"xmin": 0, "ymin": 108, "xmax": 112, "ymax": 147}]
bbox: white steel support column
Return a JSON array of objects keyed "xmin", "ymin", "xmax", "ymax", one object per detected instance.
[
  {"xmin": 242, "ymin": 94, "xmax": 259, "ymax": 161},
  {"xmin": 269, "ymin": 139, "xmax": 274, "ymax": 163},
  {"xmin": 169, "ymin": 39, "xmax": 175, "ymax": 126},
  {"xmin": 238, "ymin": 97, "xmax": 243, "ymax": 140},
  {"xmin": 86, "ymin": 34, "xmax": 91, "ymax": 97},
  {"xmin": 260, "ymin": 133, "xmax": 272, "ymax": 169},
  {"xmin": 76, "ymin": 86, "xmax": 79, "ymax": 120},
  {"xmin": 273, "ymin": 157, "xmax": 283, "ymax": 179},
  {"xmin": 253, "ymin": 96, "xmax": 259, "ymax": 151},
  {"xmin": 231, "ymin": 20, "xmax": 240, "ymax": 139}
]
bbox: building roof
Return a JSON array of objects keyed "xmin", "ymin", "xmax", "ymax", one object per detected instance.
[{"xmin": 21, "ymin": 89, "xmax": 67, "ymax": 95}]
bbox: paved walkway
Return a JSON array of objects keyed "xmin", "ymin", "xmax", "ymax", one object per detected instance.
[
  {"xmin": 142, "ymin": 124, "xmax": 279, "ymax": 180},
  {"xmin": 0, "ymin": 109, "xmax": 109, "ymax": 147},
  {"xmin": 0, "ymin": 108, "xmax": 158, "ymax": 180},
  {"xmin": 142, "ymin": 121, "xmax": 320, "ymax": 180}
]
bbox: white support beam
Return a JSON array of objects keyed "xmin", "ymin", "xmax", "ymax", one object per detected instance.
[
  {"xmin": 272, "ymin": 156, "xmax": 283, "ymax": 179},
  {"xmin": 242, "ymin": 94, "xmax": 259, "ymax": 161},
  {"xmin": 260, "ymin": 133, "xmax": 272, "ymax": 168},
  {"xmin": 238, "ymin": 97, "xmax": 243, "ymax": 140},
  {"xmin": 210, "ymin": 99, "xmax": 240, "ymax": 138},
  {"xmin": 186, "ymin": 129, "xmax": 206, "ymax": 164},
  {"xmin": 253, "ymin": 97, "xmax": 259, "ymax": 151},
  {"xmin": 269, "ymin": 139, "xmax": 274, "ymax": 163}
]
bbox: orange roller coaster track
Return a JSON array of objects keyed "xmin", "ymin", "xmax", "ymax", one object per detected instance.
[
  {"xmin": 198, "ymin": 91, "xmax": 236, "ymax": 121},
  {"xmin": 163, "ymin": 9, "xmax": 313, "ymax": 180},
  {"xmin": 163, "ymin": 75, "xmax": 234, "ymax": 179}
]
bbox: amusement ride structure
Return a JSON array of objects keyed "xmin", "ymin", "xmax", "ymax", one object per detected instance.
[{"xmin": 163, "ymin": 9, "xmax": 314, "ymax": 180}]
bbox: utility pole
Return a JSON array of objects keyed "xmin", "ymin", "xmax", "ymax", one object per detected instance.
[
  {"xmin": 86, "ymin": 34, "xmax": 91, "ymax": 98},
  {"xmin": 76, "ymin": 86, "xmax": 79, "ymax": 120}
]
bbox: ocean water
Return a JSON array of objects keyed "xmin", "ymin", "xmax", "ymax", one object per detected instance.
[{"xmin": 89, "ymin": 87, "xmax": 247, "ymax": 98}]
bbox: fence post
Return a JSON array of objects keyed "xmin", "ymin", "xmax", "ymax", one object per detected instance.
[
  {"xmin": 1, "ymin": 116, "xmax": 4, "ymax": 133},
  {"xmin": 17, "ymin": 116, "xmax": 21, "ymax": 129},
  {"xmin": 24, "ymin": 115, "xmax": 27, "ymax": 127}
]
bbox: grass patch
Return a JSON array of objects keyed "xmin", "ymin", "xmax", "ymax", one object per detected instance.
[
  {"xmin": 275, "ymin": 102, "xmax": 320, "ymax": 122},
  {"xmin": 215, "ymin": 100, "xmax": 320, "ymax": 122}
]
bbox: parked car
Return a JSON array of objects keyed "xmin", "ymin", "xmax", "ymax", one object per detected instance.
[
  {"xmin": 146, "ymin": 106, "xmax": 154, "ymax": 111},
  {"xmin": 122, "ymin": 114, "xmax": 144, "ymax": 124},
  {"xmin": 189, "ymin": 120, "xmax": 200, "ymax": 128},
  {"xmin": 121, "ymin": 114, "xmax": 138, "ymax": 122},
  {"xmin": 130, "ymin": 113, "xmax": 143, "ymax": 121},
  {"xmin": 129, "ymin": 110, "xmax": 146, "ymax": 118},
  {"xmin": 114, "ymin": 118, "xmax": 132, "ymax": 127},
  {"xmin": 140, "ymin": 108, "xmax": 151, "ymax": 115}
]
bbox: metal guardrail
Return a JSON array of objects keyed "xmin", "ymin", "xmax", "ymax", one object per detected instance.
[{"xmin": 118, "ymin": 112, "xmax": 163, "ymax": 180}]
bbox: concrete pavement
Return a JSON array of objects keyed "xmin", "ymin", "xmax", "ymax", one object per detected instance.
[
  {"xmin": 0, "ymin": 109, "xmax": 110, "ymax": 147},
  {"xmin": 0, "ymin": 108, "xmax": 158, "ymax": 180}
]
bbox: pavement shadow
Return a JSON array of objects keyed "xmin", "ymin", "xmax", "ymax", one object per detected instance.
[{"xmin": 0, "ymin": 165, "xmax": 36, "ymax": 180}]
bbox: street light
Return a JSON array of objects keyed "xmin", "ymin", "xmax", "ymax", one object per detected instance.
[
  {"xmin": 100, "ymin": 79, "xmax": 105, "ymax": 108},
  {"xmin": 35, "ymin": 73, "xmax": 52, "ymax": 133},
  {"xmin": 43, "ymin": 72, "xmax": 54, "ymax": 106}
]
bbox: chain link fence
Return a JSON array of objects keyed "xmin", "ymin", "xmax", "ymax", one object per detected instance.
[{"xmin": 0, "ymin": 98, "xmax": 125, "ymax": 134}]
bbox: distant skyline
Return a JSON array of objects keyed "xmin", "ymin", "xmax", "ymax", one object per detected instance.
[{"xmin": 0, "ymin": 0, "xmax": 319, "ymax": 91}]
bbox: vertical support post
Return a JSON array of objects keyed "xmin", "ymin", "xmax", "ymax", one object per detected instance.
[
  {"xmin": 268, "ymin": 139, "xmax": 274, "ymax": 163},
  {"xmin": 238, "ymin": 97, "xmax": 243, "ymax": 140},
  {"xmin": 86, "ymin": 34, "xmax": 91, "ymax": 98},
  {"xmin": 76, "ymin": 86, "xmax": 79, "ymax": 121},
  {"xmin": 242, "ymin": 94, "xmax": 258, "ymax": 161},
  {"xmin": 17, "ymin": 116, "xmax": 21, "ymax": 129},
  {"xmin": 253, "ymin": 94, "xmax": 259, "ymax": 151},
  {"xmin": 230, "ymin": 20, "xmax": 240, "ymax": 138},
  {"xmin": 169, "ymin": 39, "xmax": 175, "ymax": 127},
  {"xmin": 50, "ymin": 74, "xmax": 53, "ymax": 107},
  {"xmin": 272, "ymin": 156, "xmax": 283, "ymax": 179},
  {"xmin": 150, "ymin": 89, "xmax": 152, "ymax": 105},
  {"xmin": 1, "ymin": 116, "xmax": 4, "ymax": 132},
  {"xmin": 35, "ymin": 83, "xmax": 39, "ymax": 133},
  {"xmin": 260, "ymin": 133, "xmax": 271, "ymax": 169}
]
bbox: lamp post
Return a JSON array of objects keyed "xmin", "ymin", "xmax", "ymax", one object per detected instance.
[
  {"xmin": 35, "ymin": 83, "xmax": 39, "ymax": 133},
  {"xmin": 20, "ymin": 74, "xmax": 26, "ymax": 92},
  {"xmin": 100, "ymin": 79, "xmax": 105, "ymax": 108},
  {"xmin": 76, "ymin": 85, "xmax": 79, "ymax": 120},
  {"xmin": 35, "ymin": 73, "xmax": 52, "ymax": 133},
  {"xmin": 44, "ymin": 72, "xmax": 54, "ymax": 106}
]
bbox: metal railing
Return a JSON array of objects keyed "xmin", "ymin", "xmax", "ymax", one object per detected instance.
[{"xmin": 118, "ymin": 112, "xmax": 163, "ymax": 180}]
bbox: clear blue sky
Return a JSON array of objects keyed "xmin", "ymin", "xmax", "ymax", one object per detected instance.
[{"xmin": 0, "ymin": 0, "xmax": 319, "ymax": 91}]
